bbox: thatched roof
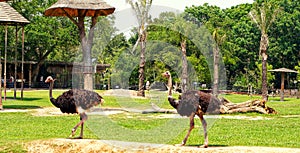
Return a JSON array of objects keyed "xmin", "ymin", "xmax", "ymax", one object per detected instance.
[
  {"xmin": 268, "ymin": 68, "xmax": 298, "ymax": 73},
  {"xmin": 0, "ymin": 2, "xmax": 30, "ymax": 25},
  {"xmin": 44, "ymin": 0, "xmax": 115, "ymax": 17}
]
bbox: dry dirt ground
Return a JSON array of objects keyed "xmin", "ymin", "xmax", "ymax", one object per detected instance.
[{"xmin": 25, "ymin": 139, "xmax": 300, "ymax": 153}]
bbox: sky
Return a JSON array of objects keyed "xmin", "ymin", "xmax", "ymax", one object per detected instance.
[
  {"xmin": 107, "ymin": 0, "xmax": 254, "ymax": 12},
  {"xmin": 104, "ymin": 0, "xmax": 254, "ymax": 37}
]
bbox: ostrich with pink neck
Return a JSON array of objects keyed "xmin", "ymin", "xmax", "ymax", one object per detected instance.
[{"xmin": 163, "ymin": 71, "xmax": 220, "ymax": 148}]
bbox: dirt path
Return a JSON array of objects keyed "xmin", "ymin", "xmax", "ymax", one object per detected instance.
[{"xmin": 25, "ymin": 139, "xmax": 300, "ymax": 153}]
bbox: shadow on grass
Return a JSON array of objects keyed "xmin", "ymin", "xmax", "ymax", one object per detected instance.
[
  {"xmin": 5, "ymin": 97, "xmax": 43, "ymax": 102},
  {"xmin": 3, "ymin": 105, "xmax": 42, "ymax": 109},
  {"xmin": 268, "ymin": 96, "xmax": 299, "ymax": 102}
]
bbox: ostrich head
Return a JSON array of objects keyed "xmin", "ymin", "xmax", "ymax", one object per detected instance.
[
  {"xmin": 45, "ymin": 76, "xmax": 55, "ymax": 83},
  {"xmin": 162, "ymin": 71, "xmax": 171, "ymax": 78},
  {"xmin": 162, "ymin": 71, "xmax": 175, "ymax": 98}
]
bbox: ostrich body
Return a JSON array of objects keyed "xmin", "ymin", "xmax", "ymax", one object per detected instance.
[
  {"xmin": 45, "ymin": 76, "xmax": 104, "ymax": 138},
  {"xmin": 163, "ymin": 71, "xmax": 220, "ymax": 148}
]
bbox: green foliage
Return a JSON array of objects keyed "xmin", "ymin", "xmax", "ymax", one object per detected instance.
[
  {"xmin": 268, "ymin": 0, "xmax": 300, "ymax": 70},
  {"xmin": 254, "ymin": 62, "xmax": 275, "ymax": 89},
  {"xmin": 249, "ymin": 0, "xmax": 282, "ymax": 35},
  {"xmin": 295, "ymin": 62, "xmax": 300, "ymax": 82},
  {"xmin": 148, "ymin": 12, "xmax": 213, "ymax": 85},
  {"xmin": 184, "ymin": 0, "xmax": 298, "ymax": 90},
  {"xmin": 11, "ymin": 0, "xmax": 79, "ymax": 62},
  {"xmin": 2, "ymin": 0, "xmax": 299, "ymax": 91}
]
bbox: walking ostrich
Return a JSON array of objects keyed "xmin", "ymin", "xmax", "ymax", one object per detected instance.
[
  {"xmin": 163, "ymin": 71, "xmax": 220, "ymax": 148},
  {"xmin": 45, "ymin": 76, "xmax": 104, "ymax": 139}
]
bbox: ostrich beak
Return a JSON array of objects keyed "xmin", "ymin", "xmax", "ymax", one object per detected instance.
[{"xmin": 162, "ymin": 72, "xmax": 169, "ymax": 77}]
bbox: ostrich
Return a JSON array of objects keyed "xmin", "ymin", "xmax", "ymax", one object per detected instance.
[
  {"xmin": 45, "ymin": 76, "xmax": 104, "ymax": 139},
  {"xmin": 163, "ymin": 71, "xmax": 220, "ymax": 148}
]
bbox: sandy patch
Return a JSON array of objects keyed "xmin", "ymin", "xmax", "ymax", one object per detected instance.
[
  {"xmin": 281, "ymin": 115, "xmax": 300, "ymax": 118},
  {"xmin": 0, "ymin": 109, "xmax": 29, "ymax": 113},
  {"xmin": 31, "ymin": 107, "xmax": 68, "ymax": 116},
  {"xmin": 25, "ymin": 139, "xmax": 300, "ymax": 153}
]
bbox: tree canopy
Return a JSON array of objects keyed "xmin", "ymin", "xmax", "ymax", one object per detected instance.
[{"xmin": 1, "ymin": 0, "xmax": 299, "ymax": 91}]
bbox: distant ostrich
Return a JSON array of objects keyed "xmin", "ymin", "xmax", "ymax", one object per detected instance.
[
  {"xmin": 163, "ymin": 71, "xmax": 220, "ymax": 148},
  {"xmin": 45, "ymin": 76, "xmax": 104, "ymax": 139}
]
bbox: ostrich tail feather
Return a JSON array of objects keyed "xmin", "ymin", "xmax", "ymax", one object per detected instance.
[{"xmin": 168, "ymin": 97, "xmax": 179, "ymax": 109}]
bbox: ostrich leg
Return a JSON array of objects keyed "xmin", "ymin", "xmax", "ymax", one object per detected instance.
[
  {"xmin": 177, "ymin": 112, "xmax": 196, "ymax": 146},
  {"xmin": 70, "ymin": 113, "xmax": 88, "ymax": 139},
  {"xmin": 198, "ymin": 112, "xmax": 208, "ymax": 148}
]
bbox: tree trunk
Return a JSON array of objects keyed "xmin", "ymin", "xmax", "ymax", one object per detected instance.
[
  {"xmin": 137, "ymin": 29, "xmax": 146, "ymax": 97},
  {"xmin": 260, "ymin": 34, "xmax": 269, "ymax": 101},
  {"xmin": 181, "ymin": 39, "xmax": 188, "ymax": 93},
  {"xmin": 213, "ymin": 46, "xmax": 219, "ymax": 97},
  {"xmin": 31, "ymin": 49, "xmax": 53, "ymax": 85},
  {"xmin": 77, "ymin": 16, "xmax": 97, "ymax": 91},
  {"xmin": 0, "ymin": 63, "xmax": 2, "ymax": 110}
]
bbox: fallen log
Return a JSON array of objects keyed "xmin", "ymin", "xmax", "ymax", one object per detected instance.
[
  {"xmin": 219, "ymin": 98, "xmax": 277, "ymax": 114},
  {"xmin": 145, "ymin": 97, "xmax": 277, "ymax": 115}
]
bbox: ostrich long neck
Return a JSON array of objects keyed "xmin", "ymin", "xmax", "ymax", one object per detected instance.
[
  {"xmin": 49, "ymin": 81, "xmax": 54, "ymax": 99},
  {"xmin": 49, "ymin": 80, "xmax": 60, "ymax": 108},
  {"xmin": 167, "ymin": 74, "xmax": 179, "ymax": 109},
  {"xmin": 167, "ymin": 75, "xmax": 172, "ymax": 97}
]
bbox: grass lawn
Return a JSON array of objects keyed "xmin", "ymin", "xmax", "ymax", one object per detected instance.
[{"xmin": 0, "ymin": 90, "xmax": 300, "ymax": 152}]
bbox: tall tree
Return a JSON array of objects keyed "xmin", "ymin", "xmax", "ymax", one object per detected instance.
[
  {"xmin": 126, "ymin": 0, "xmax": 153, "ymax": 97},
  {"xmin": 212, "ymin": 28, "xmax": 226, "ymax": 97},
  {"xmin": 148, "ymin": 12, "xmax": 201, "ymax": 93},
  {"xmin": 249, "ymin": 0, "xmax": 281, "ymax": 100},
  {"xmin": 185, "ymin": 4, "xmax": 229, "ymax": 93}
]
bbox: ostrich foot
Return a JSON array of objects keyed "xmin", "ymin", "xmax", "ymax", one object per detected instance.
[
  {"xmin": 175, "ymin": 143, "xmax": 185, "ymax": 147},
  {"xmin": 199, "ymin": 144, "xmax": 208, "ymax": 148},
  {"xmin": 69, "ymin": 128, "xmax": 76, "ymax": 138}
]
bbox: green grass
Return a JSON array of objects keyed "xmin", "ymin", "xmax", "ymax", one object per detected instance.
[{"xmin": 0, "ymin": 90, "xmax": 300, "ymax": 152}]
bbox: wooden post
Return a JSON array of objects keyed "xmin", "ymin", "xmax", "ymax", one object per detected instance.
[
  {"xmin": 29, "ymin": 64, "xmax": 32, "ymax": 88},
  {"xmin": 21, "ymin": 26, "xmax": 25, "ymax": 100},
  {"xmin": 14, "ymin": 26, "xmax": 18, "ymax": 99},
  {"xmin": 0, "ymin": 62, "xmax": 3, "ymax": 110},
  {"xmin": 280, "ymin": 72, "xmax": 285, "ymax": 102},
  {"xmin": 0, "ymin": 25, "xmax": 3, "ymax": 109},
  {"xmin": 0, "ymin": 62, "xmax": 2, "ymax": 110},
  {"xmin": 4, "ymin": 24, "xmax": 7, "ymax": 101}
]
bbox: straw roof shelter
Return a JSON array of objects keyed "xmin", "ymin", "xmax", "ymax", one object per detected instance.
[
  {"xmin": 269, "ymin": 68, "xmax": 299, "ymax": 101},
  {"xmin": 0, "ymin": 1, "xmax": 30, "ymax": 109},
  {"xmin": 0, "ymin": 2, "xmax": 30, "ymax": 25},
  {"xmin": 44, "ymin": 0, "xmax": 115, "ymax": 17},
  {"xmin": 45, "ymin": 0, "xmax": 115, "ymax": 90}
]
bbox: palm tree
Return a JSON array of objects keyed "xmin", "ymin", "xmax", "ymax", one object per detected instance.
[
  {"xmin": 249, "ymin": 0, "xmax": 281, "ymax": 101},
  {"xmin": 212, "ymin": 28, "xmax": 226, "ymax": 98},
  {"xmin": 126, "ymin": 0, "xmax": 153, "ymax": 97}
]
